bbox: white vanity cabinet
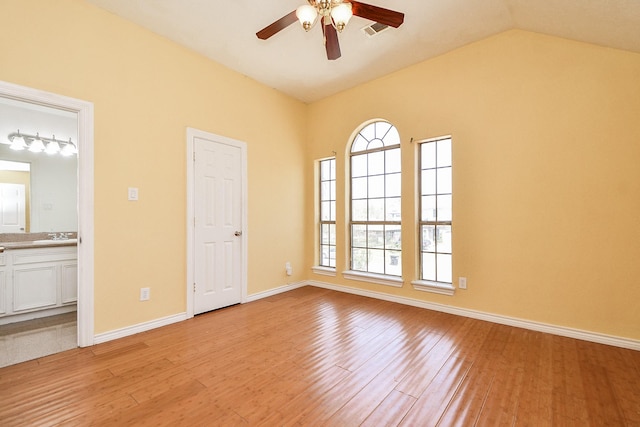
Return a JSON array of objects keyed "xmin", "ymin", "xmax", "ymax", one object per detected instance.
[
  {"xmin": 0, "ymin": 245, "xmax": 77, "ymax": 319},
  {"xmin": 0, "ymin": 254, "xmax": 6, "ymax": 315}
]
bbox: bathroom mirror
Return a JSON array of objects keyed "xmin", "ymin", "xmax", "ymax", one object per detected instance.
[{"xmin": 0, "ymin": 97, "xmax": 78, "ymax": 233}]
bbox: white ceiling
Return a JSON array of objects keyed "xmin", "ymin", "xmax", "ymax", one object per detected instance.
[{"xmin": 86, "ymin": 0, "xmax": 640, "ymax": 103}]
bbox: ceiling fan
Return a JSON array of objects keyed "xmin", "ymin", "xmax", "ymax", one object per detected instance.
[{"xmin": 256, "ymin": 0, "xmax": 404, "ymax": 60}]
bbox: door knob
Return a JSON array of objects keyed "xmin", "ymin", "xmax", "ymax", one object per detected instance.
[{"xmin": 234, "ymin": 231, "xmax": 242, "ymax": 237}]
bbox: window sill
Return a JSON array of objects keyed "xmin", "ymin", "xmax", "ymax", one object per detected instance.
[
  {"xmin": 342, "ymin": 270, "xmax": 404, "ymax": 288},
  {"xmin": 411, "ymin": 280, "xmax": 456, "ymax": 296},
  {"xmin": 312, "ymin": 266, "xmax": 336, "ymax": 277}
]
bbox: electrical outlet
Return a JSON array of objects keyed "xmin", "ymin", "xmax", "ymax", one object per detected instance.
[
  {"xmin": 285, "ymin": 262, "xmax": 292, "ymax": 276},
  {"xmin": 458, "ymin": 277, "xmax": 467, "ymax": 290},
  {"xmin": 140, "ymin": 287, "xmax": 150, "ymax": 301}
]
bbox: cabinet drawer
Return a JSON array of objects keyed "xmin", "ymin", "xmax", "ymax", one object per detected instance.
[{"xmin": 11, "ymin": 248, "xmax": 77, "ymax": 265}]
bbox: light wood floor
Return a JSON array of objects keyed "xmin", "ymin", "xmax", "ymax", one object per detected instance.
[{"xmin": 1, "ymin": 286, "xmax": 639, "ymax": 426}]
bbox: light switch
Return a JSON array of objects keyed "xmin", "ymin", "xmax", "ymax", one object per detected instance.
[{"xmin": 128, "ymin": 187, "xmax": 139, "ymax": 201}]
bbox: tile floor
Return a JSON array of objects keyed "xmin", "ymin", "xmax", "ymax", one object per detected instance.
[{"xmin": 0, "ymin": 312, "xmax": 77, "ymax": 368}]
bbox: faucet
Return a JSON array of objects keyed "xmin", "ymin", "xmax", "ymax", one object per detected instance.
[{"xmin": 47, "ymin": 233, "xmax": 69, "ymax": 241}]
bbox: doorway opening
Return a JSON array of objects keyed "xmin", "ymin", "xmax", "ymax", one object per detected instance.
[{"xmin": 0, "ymin": 80, "xmax": 94, "ymax": 366}]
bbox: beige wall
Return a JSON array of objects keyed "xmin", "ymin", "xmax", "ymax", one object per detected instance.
[
  {"xmin": 306, "ymin": 30, "xmax": 640, "ymax": 340},
  {"xmin": 0, "ymin": 0, "xmax": 307, "ymax": 334},
  {"xmin": 3, "ymin": 0, "xmax": 639, "ymax": 342}
]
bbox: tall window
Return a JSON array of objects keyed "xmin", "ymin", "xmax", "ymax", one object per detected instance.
[
  {"xmin": 350, "ymin": 121, "xmax": 401, "ymax": 276},
  {"xmin": 319, "ymin": 158, "xmax": 336, "ymax": 267},
  {"xmin": 419, "ymin": 137, "xmax": 452, "ymax": 283}
]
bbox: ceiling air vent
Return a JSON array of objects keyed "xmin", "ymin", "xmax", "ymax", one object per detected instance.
[{"xmin": 362, "ymin": 22, "xmax": 390, "ymax": 37}]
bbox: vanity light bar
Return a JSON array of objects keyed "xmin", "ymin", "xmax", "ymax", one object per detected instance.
[{"xmin": 6, "ymin": 130, "xmax": 77, "ymax": 156}]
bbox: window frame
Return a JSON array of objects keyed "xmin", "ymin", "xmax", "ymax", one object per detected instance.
[
  {"xmin": 343, "ymin": 121, "xmax": 404, "ymax": 286},
  {"xmin": 412, "ymin": 136, "xmax": 455, "ymax": 296},
  {"xmin": 318, "ymin": 157, "xmax": 336, "ymax": 270}
]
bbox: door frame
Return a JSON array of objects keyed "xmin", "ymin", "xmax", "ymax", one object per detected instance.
[
  {"xmin": 0, "ymin": 80, "xmax": 94, "ymax": 347},
  {"xmin": 186, "ymin": 127, "xmax": 248, "ymax": 318}
]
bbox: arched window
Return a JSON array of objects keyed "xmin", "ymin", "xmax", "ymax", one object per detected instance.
[{"xmin": 349, "ymin": 121, "xmax": 401, "ymax": 276}]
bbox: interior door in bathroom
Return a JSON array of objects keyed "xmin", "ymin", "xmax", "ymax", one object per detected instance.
[
  {"xmin": 193, "ymin": 136, "xmax": 243, "ymax": 314},
  {"xmin": 0, "ymin": 183, "xmax": 26, "ymax": 232}
]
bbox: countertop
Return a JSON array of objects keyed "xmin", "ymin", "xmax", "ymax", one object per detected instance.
[
  {"xmin": 0, "ymin": 233, "xmax": 78, "ymax": 252},
  {"xmin": 0, "ymin": 239, "xmax": 77, "ymax": 250}
]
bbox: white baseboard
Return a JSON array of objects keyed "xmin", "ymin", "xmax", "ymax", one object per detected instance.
[
  {"xmin": 244, "ymin": 281, "xmax": 307, "ymax": 303},
  {"xmin": 92, "ymin": 282, "xmax": 306, "ymax": 345},
  {"xmin": 92, "ymin": 279, "xmax": 639, "ymax": 351},
  {"xmin": 93, "ymin": 312, "xmax": 188, "ymax": 344},
  {"xmin": 306, "ymin": 280, "xmax": 640, "ymax": 351},
  {"xmin": 0, "ymin": 305, "xmax": 76, "ymax": 326}
]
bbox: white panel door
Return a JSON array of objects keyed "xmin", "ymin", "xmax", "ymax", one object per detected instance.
[
  {"xmin": 0, "ymin": 183, "xmax": 26, "ymax": 233},
  {"xmin": 193, "ymin": 137, "xmax": 243, "ymax": 314}
]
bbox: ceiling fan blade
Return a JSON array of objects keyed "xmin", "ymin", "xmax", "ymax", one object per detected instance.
[
  {"xmin": 256, "ymin": 11, "xmax": 298, "ymax": 40},
  {"xmin": 324, "ymin": 23, "xmax": 341, "ymax": 60},
  {"xmin": 350, "ymin": 1, "xmax": 405, "ymax": 28}
]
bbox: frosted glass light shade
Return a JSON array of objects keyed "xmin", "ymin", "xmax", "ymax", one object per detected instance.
[
  {"xmin": 61, "ymin": 140, "xmax": 77, "ymax": 156},
  {"xmin": 296, "ymin": 5, "xmax": 318, "ymax": 31},
  {"xmin": 28, "ymin": 138, "xmax": 45, "ymax": 153},
  {"xmin": 331, "ymin": 3, "xmax": 352, "ymax": 31},
  {"xmin": 45, "ymin": 139, "xmax": 61, "ymax": 154},
  {"xmin": 9, "ymin": 135, "xmax": 27, "ymax": 151}
]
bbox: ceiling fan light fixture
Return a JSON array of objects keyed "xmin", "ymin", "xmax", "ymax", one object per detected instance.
[
  {"xmin": 315, "ymin": 0, "xmax": 331, "ymax": 12},
  {"xmin": 330, "ymin": 2, "xmax": 352, "ymax": 32},
  {"xmin": 296, "ymin": 5, "xmax": 318, "ymax": 31},
  {"xmin": 256, "ymin": 0, "xmax": 404, "ymax": 61}
]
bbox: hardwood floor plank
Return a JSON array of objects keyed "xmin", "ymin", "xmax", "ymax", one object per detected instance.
[
  {"xmin": 325, "ymin": 366, "xmax": 404, "ymax": 425},
  {"xmin": 360, "ymin": 390, "xmax": 416, "ymax": 427},
  {"xmin": 475, "ymin": 328, "xmax": 532, "ymax": 426},
  {"xmin": 0, "ymin": 348, "xmax": 95, "ymax": 386},
  {"xmin": 399, "ymin": 355, "xmax": 472, "ymax": 425},
  {"xmin": 257, "ymin": 364, "xmax": 352, "ymax": 425},
  {"xmin": 23, "ymin": 390, "xmax": 139, "ymax": 426},
  {"xmin": 214, "ymin": 372, "xmax": 303, "ymax": 424},
  {"xmin": 90, "ymin": 340, "xmax": 149, "ymax": 357},
  {"xmin": 394, "ymin": 316, "xmax": 482, "ymax": 398},
  {"xmin": 575, "ymin": 340, "xmax": 627, "ymax": 425},
  {"xmin": 96, "ymin": 379, "xmax": 207, "ymax": 425},
  {"xmin": 279, "ymin": 326, "xmax": 410, "ymax": 425},
  {"xmin": 0, "ymin": 369, "xmax": 121, "ymax": 426},
  {"xmin": 328, "ymin": 317, "xmax": 448, "ymax": 425},
  {"xmin": 0, "ymin": 286, "xmax": 639, "ymax": 426},
  {"xmin": 125, "ymin": 367, "xmax": 196, "ymax": 403},
  {"xmin": 550, "ymin": 336, "xmax": 591, "ymax": 425},
  {"xmin": 512, "ymin": 332, "xmax": 554, "ymax": 425},
  {"xmin": 607, "ymin": 347, "xmax": 640, "ymax": 424},
  {"xmin": 428, "ymin": 349, "xmax": 498, "ymax": 425}
]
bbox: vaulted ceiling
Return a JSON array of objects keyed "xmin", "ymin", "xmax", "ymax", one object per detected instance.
[{"xmin": 86, "ymin": 0, "xmax": 640, "ymax": 103}]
